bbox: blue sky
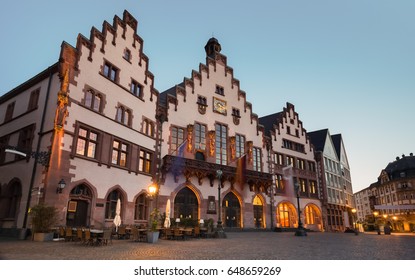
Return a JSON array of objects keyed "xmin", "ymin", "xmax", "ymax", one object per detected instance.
[{"xmin": 1, "ymin": 0, "xmax": 414, "ymax": 193}]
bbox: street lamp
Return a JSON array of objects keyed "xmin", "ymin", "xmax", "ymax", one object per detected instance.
[
  {"xmin": 373, "ymin": 211, "xmax": 380, "ymax": 234},
  {"xmin": 294, "ymin": 180, "xmax": 307, "ymax": 236},
  {"xmin": 351, "ymin": 208, "xmax": 358, "ymax": 234},
  {"xmin": 215, "ymin": 169, "xmax": 226, "ymax": 238}
]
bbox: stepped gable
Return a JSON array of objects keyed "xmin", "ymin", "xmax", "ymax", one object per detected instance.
[
  {"xmin": 260, "ymin": 102, "xmax": 311, "ymax": 147},
  {"xmin": 59, "ymin": 10, "xmax": 158, "ymax": 99},
  {"xmin": 160, "ymin": 37, "xmax": 261, "ymax": 124}
]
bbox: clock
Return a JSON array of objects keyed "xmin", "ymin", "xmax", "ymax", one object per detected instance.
[{"xmin": 213, "ymin": 97, "xmax": 227, "ymax": 115}]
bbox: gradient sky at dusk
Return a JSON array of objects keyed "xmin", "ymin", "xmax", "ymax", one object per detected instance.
[{"xmin": 1, "ymin": 0, "xmax": 414, "ymax": 193}]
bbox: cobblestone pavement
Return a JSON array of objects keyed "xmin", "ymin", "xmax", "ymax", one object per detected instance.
[{"xmin": 0, "ymin": 232, "xmax": 414, "ymax": 260}]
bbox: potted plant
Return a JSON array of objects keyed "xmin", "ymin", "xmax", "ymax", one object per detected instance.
[
  {"xmin": 147, "ymin": 208, "xmax": 160, "ymax": 243},
  {"xmin": 30, "ymin": 203, "xmax": 58, "ymax": 242}
]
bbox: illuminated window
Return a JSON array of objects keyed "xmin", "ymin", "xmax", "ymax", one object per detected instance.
[
  {"xmin": 112, "ymin": 140, "xmax": 128, "ymax": 167},
  {"xmin": 138, "ymin": 149, "xmax": 152, "ymax": 174},
  {"xmin": 76, "ymin": 127, "xmax": 98, "ymax": 158}
]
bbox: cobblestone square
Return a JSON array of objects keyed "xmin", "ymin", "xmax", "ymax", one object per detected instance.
[{"xmin": 1, "ymin": 232, "xmax": 414, "ymax": 260}]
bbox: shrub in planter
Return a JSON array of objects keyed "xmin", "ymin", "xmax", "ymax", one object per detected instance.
[{"xmin": 30, "ymin": 204, "xmax": 58, "ymax": 241}]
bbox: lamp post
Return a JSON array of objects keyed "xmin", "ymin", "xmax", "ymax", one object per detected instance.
[
  {"xmin": 373, "ymin": 211, "xmax": 380, "ymax": 234},
  {"xmin": 294, "ymin": 180, "xmax": 307, "ymax": 236},
  {"xmin": 351, "ymin": 208, "xmax": 358, "ymax": 234},
  {"xmin": 148, "ymin": 183, "xmax": 158, "ymax": 226},
  {"xmin": 215, "ymin": 169, "xmax": 226, "ymax": 238}
]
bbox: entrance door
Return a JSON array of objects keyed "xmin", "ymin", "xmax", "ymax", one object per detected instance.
[
  {"xmin": 223, "ymin": 192, "xmax": 241, "ymax": 228},
  {"xmin": 253, "ymin": 195, "xmax": 263, "ymax": 228},
  {"xmin": 66, "ymin": 200, "xmax": 88, "ymax": 227}
]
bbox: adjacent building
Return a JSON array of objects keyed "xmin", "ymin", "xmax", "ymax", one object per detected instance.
[
  {"xmin": 354, "ymin": 154, "xmax": 415, "ymax": 232},
  {"xmin": 259, "ymin": 103, "xmax": 323, "ymax": 231},
  {"xmin": 308, "ymin": 129, "xmax": 355, "ymax": 232}
]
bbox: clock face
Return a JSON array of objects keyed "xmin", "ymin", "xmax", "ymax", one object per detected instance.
[{"xmin": 213, "ymin": 97, "xmax": 227, "ymax": 115}]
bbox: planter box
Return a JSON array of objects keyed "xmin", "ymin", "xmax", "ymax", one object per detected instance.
[
  {"xmin": 33, "ymin": 232, "xmax": 54, "ymax": 242},
  {"xmin": 147, "ymin": 231, "xmax": 159, "ymax": 243}
]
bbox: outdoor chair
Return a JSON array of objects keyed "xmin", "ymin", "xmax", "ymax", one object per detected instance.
[
  {"xmin": 193, "ymin": 226, "xmax": 201, "ymax": 238},
  {"xmin": 58, "ymin": 226, "xmax": 65, "ymax": 240},
  {"xmin": 76, "ymin": 228, "xmax": 83, "ymax": 242},
  {"xmin": 164, "ymin": 228, "xmax": 173, "ymax": 240},
  {"xmin": 138, "ymin": 230, "xmax": 147, "ymax": 242},
  {"xmin": 65, "ymin": 227, "xmax": 74, "ymax": 242},
  {"xmin": 101, "ymin": 229, "xmax": 113, "ymax": 246},
  {"xmin": 82, "ymin": 229, "xmax": 94, "ymax": 246},
  {"xmin": 173, "ymin": 228, "xmax": 184, "ymax": 240},
  {"xmin": 131, "ymin": 227, "xmax": 139, "ymax": 242},
  {"xmin": 117, "ymin": 226, "xmax": 128, "ymax": 239}
]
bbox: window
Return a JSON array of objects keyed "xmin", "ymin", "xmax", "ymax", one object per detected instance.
[
  {"xmin": 286, "ymin": 156, "xmax": 295, "ymax": 167},
  {"xmin": 138, "ymin": 149, "xmax": 152, "ymax": 174},
  {"xmin": 116, "ymin": 106, "xmax": 131, "ymax": 126},
  {"xmin": 287, "ymin": 126, "xmax": 291, "ymax": 135},
  {"xmin": 215, "ymin": 123, "xmax": 227, "ymax": 165},
  {"xmin": 171, "ymin": 126, "xmax": 185, "ymax": 153},
  {"xmin": 4, "ymin": 102, "xmax": 15, "ymax": 122},
  {"xmin": 17, "ymin": 125, "xmax": 35, "ymax": 157},
  {"xmin": 105, "ymin": 190, "xmax": 121, "ymax": 219},
  {"xmin": 103, "ymin": 62, "xmax": 118, "ymax": 82},
  {"xmin": 112, "ymin": 140, "xmax": 128, "ymax": 167},
  {"xmin": 275, "ymin": 174, "xmax": 284, "ymax": 190},
  {"xmin": 28, "ymin": 89, "xmax": 40, "ymax": 111},
  {"xmin": 297, "ymin": 159, "xmax": 306, "ymax": 170},
  {"xmin": 84, "ymin": 89, "xmax": 102, "ymax": 112},
  {"xmin": 197, "ymin": 96, "xmax": 207, "ymax": 106},
  {"xmin": 215, "ymin": 85, "xmax": 224, "ymax": 95},
  {"xmin": 134, "ymin": 194, "xmax": 149, "ymax": 220},
  {"xmin": 76, "ymin": 127, "xmax": 98, "ymax": 158},
  {"xmin": 195, "ymin": 123, "xmax": 206, "ymax": 150},
  {"xmin": 310, "ymin": 181, "xmax": 317, "ymax": 194},
  {"xmin": 232, "ymin": 108, "xmax": 241, "ymax": 117},
  {"xmin": 275, "ymin": 153, "xmax": 284, "ymax": 165},
  {"xmin": 299, "ymin": 179, "xmax": 307, "ymax": 193},
  {"xmin": 143, "ymin": 119, "xmax": 154, "ymax": 137},
  {"xmin": 130, "ymin": 80, "xmax": 143, "ymax": 98},
  {"xmin": 0, "ymin": 136, "xmax": 9, "ymax": 164},
  {"xmin": 123, "ymin": 49, "xmax": 131, "ymax": 61},
  {"xmin": 235, "ymin": 134, "xmax": 245, "ymax": 158},
  {"xmin": 253, "ymin": 147, "xmax": 262, "ymax": 172}
]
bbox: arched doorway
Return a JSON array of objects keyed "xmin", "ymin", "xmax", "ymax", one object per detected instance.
[
  {"xmin": 253, "ymin": 195, "xmax": 264, "ymax": 228},
  {"xmin": 174, "ymin": 187, "xmax": 198, "ymax": 220},
  {"xmin": 277, "ymin": 202, "xmax": 297, "ymax": 228},
  {"xmin": 304, "ymin": 204, "xmax": 322, "ymax": 231},
  {"xmin": 66, "ymin": 184, "xmax": 92, "ymax": 227},
  {"xmin": 223, "ymin": 192, "xmax": 241, "ymax": 228}
]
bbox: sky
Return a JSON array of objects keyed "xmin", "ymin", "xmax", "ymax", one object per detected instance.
[{"xmin": 1, "ymin": 0, "xmax": 414, "ymax": 193}]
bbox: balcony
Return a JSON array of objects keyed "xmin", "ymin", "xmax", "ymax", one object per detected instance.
[{"xmin": 161, "ymin": 155, "xmax": 272, "ymax": 193}]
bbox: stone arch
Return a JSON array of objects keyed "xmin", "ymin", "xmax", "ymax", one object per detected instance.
[
  {"xmin": 276, "ymin": 200, "xmax": 297, "ymax": 228},
  {"xmin": 173, "ymin": 183, "xmax": 200, "ymax": 221},
  {"xmin": 304, "ymin": 203, "xmax": 323, "ymax": 231},
  {"xmin": 222, "ymin": 190, "xmax": 243, "ymax": 228}
]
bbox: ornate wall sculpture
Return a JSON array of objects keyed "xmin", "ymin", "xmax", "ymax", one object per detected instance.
[
  {"xmin": 208, "ymin": 130, "xmax": 216, "ymax": 156},
  {"xmin": 187, "ymin": 124, "xmax": 194, "ymax": 152}
]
